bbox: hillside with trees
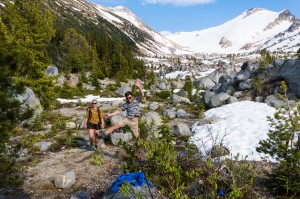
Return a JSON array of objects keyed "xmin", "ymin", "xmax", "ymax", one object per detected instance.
[{"xmin": 0, "ymin": 0, "xmax": 146, "ymax": 188}]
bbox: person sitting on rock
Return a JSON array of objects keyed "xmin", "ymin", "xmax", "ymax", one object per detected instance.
[{"xmin": 104, "ymin": 79, "xmax": 144, "ymax": 138}]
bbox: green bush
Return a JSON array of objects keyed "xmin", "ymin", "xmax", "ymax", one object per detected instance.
[
  {"xmin": 251, "ymin": 74, "xmax": 264, "ymax": 95},
  {"xmin": 91, "ymin": 147, "xmax": 105, "ymax": 166},
  {"xmin": 16, "ymin": 131, "xmax": 45, "ymax": 154},
  {"xmin": 155, "ymin": 90, "xmax": 171, "ymax": 99},
  {"xmin": 106, "ymin": 84, "xmax": 118, "ymax": 92},
  {"xmin": 256, "ymin": 81, "xmax": 300, "ymax": 197},
  {"xmin": 183, "ymin": 76, "xmax": 193, "ymax": 100},
  {"xmin": 137, "ymin": 120, "xmax": 149, "ymax": 139},
  {"xmin": 120, "ymin": 124, "xmax": 257, "ymax": 198},
  {"xmin": 56, "ymin": 82, "xmax": 84, "ymax": 99},
  {"xmin": 30, "ymin": 116, "xmax": 44, "ymax": 131},
  {"xmin": 260, "ymin": 49, "xmax": 274, "ymax": 64},
  {"xmin": 50, "ymin": 117, "xmax": 66, "ymax": 135},
  {"xmin": 62, "ymin": 129, "xmax": 77, "ymax": 148}
]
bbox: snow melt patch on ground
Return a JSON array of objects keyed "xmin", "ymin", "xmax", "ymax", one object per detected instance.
[
  {"xmin": 57, "ymin": 95, "xmax": 124, "ymax": 104},
  {"xmin": 164, "ymin": 69, "xmax": 215, "ymax": 79},
  {"xmin": 190, "ymin": 101, "xmax": 276, "ymax": 161}
]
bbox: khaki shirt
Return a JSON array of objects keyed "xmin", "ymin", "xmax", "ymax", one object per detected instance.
[{"xmin": 85, "ymin": 108, "xmax": 103, "ymax": 124}]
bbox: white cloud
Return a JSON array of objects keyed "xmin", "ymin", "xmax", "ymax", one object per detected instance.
[
  {"xmin": 160, "ymin": 30, "xmax": 173, "ymax": 36},
  {"xmin": 141, "ymin": 0, "xmax": 215, "ymax": 6}
]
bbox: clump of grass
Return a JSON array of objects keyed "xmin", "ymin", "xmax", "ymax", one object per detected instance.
[{"xmin": 91, "ymin": 148, "xmax": 105, "ymax": 166}]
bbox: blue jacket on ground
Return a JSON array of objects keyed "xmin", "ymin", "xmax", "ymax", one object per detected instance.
[{"xmin": 111, "ymin": 171, "xmax": 153, "ymax": 192}]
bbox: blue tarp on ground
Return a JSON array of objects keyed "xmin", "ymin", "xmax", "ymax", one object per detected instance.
[{"xmin": 111, "ymin": 171, "xmax": 154, "ymax": 192}]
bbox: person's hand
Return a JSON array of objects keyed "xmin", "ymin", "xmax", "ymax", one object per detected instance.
[
  {"xmin": 134, "ymin": 78, "xmax": 142, "ymax": 88},
  {"xmin": 101, "ymin": 123, "xmax": 105, "ymax": 129}
]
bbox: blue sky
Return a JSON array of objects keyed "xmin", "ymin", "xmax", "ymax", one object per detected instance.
[{"xmin": 90, "ymin": 0, "xmax": 300, "ymax": 34}]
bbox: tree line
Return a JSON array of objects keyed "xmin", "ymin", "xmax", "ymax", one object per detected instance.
[{"xmin": 0, "ymin": 0, "xmax": 146, "ymax": 141}]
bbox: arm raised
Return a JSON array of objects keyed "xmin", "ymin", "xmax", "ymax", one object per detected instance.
[{"xmin": 135, "ymin": 79, "xmax": 144, "ymax": 100}]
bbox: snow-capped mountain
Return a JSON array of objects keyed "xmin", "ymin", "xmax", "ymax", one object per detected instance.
[
  {"xmin": 49, "ymin": 0, "xmax": 189, "ymax": 56},
  {"xmin": 48, "ymin": 1, "xmax": 299, "ymax": 55},
  {"xmin": 167, "ymin": 8, "xmax": 300, "ymax": 54}
]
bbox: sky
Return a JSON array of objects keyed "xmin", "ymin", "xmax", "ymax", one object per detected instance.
[{"xmin": 90, "ymin": 0, "xmax": 300, "ymax": 35}]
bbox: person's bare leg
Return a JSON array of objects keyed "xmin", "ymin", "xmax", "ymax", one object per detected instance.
[
  {"xmin": 94, "ymin": 129, "xmax": 100, "ymax": 147},
  {"xmin": 89, "ymin": 129, "xmax": 95, "ymax": 146},
  {"xmin": 105, "ymin": 123, "xmax": 121, "ymax": 134}
]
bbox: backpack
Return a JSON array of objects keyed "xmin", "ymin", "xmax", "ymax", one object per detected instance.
[{"xmin": 87, "ymin": 106, "xmax": 102, "ymax": 124}]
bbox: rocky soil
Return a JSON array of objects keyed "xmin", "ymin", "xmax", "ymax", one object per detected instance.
[{"xmin": 1, "ymin": 145, "xmax": 126, "ymax": 199}]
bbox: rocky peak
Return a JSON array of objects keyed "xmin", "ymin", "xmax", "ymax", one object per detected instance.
[
  {"xmin": 219, "ymin": 37, "xmax": 233, "ymax": 48},
  {"xmin": 278, "ymin": 9, "xmax": 294, "ymax": 21},
  {"xmin": 264, "ymin": 9, "xmax": 295, "ymax": 31},
  {"xmin": 287, "ymin": 19, "xmax": 300, "ymax": 32},
  {"xmin": 243, "ymin": 8, "xmax": 265, "ymax": 18},
  {"xmin": 115, "ymin": 6, "xmax": 130, "ymax": 12}
]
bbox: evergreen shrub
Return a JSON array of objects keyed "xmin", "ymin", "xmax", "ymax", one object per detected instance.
[
  {"xmin": 57, "ymin": 82, "xmax": 84, "ymax": 99},
  {"xmin": 257, "ymin": 81, "xmax": 300, "ymax": 197},
  {"xmin": 155, "ymin": 90, "xmax": 171, "ymax": 99},
  {"xmin": 120, "ymin": 125, "xmax": 257, "ymax": 198}
]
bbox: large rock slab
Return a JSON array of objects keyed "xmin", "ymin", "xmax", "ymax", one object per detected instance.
[
  {"xmin": 141, "ymin": 112, "xmax": 162, "ymax": 133},
  {"xmin": 17, "ymin": 87, "xmax": 43, "ymax": 121},
  {"xmin": 279, "ymin": 59, "xmax": 300, "ymax": 97},
  {"xmin": 209, "ymin": 93, "xmax": 230, "ymax": 108},
  {"xmin": 110, "ymin": 132, "xmax": 133, "ymax": 145},
  {"xmin": 44, "ymin": 66, "xmax": 58, "ymax": 76},
  {"xmin": 53, "ymin": 171, "xmax": 76, "ymax": 189},
  {"xmin": 115, "ymin": 85, "xmax": 132, "ymax": 96},
  {"xmin": 170, "ymin": 94, "xmax": 190, "ymax": 104},
  {"xmin": 34, "ymin": 142, "xmax": 52, "ymax": 152},
  {"xmin": 194, "ymin": 77, "xmax": 215, "ymax": 89},
  {"xmin": 172, "ymin": 124, "xmax": 192, "ymax": 136}
]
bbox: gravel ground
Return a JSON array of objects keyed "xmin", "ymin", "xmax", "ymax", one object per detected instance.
[{"xmin": 16, "ymin": 146, "xmax": 125, "ymax": 199}]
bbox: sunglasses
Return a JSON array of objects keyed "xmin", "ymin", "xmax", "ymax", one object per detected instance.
[
  {"xmin": 126, "ymin": 97, "xmax": 132, "ymax": 100},
  {"xmin": 92, "ymin": 102, "xmax": 97, "ymax": 104}
]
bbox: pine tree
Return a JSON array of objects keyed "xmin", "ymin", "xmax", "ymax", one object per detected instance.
[
  {"xmin": 2, "ymin": 0, "xmax": 55, "ymax": 78},
  {"xmin": 0, "ymin": 18, "xmax": 33, "ymax": 152},
  {"xmin": 146, "ymin": 69, "xmax": 156, "ymax": 89},
  {"xmin": 260, "ymin": 49, "xmax": 274, "ymax": 64},
  {"xmin": 60, "ymin": 28, "xmax": 93, "ymax": 73},
  {"xmin": 90, "ymin": 44, "xmax": 104, "ymax": 80},
  {"xmin": 256, "ymin": 81, "xmax": 300, "ymax": 196},
  {"xmin": 183, "ymin": 75, "xmax": 193, "ymax": 100}
]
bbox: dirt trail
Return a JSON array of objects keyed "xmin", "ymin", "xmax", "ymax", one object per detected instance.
[{"xmin": 21, "ymin": 146, "xmax": 125, "ymax": 199}]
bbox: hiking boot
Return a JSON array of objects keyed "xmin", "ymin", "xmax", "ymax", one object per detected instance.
[
  {"xmin": 86, "ymin": 145, "xmax": 94, "ymax": 151},
  {"xmin": 96, "ymin": 133, "xmax": 103, "ymax": 139},
  {"xmin": 114, "ymin": 128, "xmax": 123, "ymax": 134}
]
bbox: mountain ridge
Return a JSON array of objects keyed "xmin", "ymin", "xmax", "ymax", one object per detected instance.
[
  {"xmin": 167, "ymin": 8, "xmax": 300, "ymax": 54},
  {"xmin": 48, "ymin": 0, "xmax": 188, "ymax": 56},
  {"xmin": 46, "ymin": 1, "xmax": 300, "ymax": 55}
]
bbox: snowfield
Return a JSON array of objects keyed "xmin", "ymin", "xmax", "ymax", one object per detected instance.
[{"xmin": 190, "ymin": 101, "xmax": 277, "ymax": 161}]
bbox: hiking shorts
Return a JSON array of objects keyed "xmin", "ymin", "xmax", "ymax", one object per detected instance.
[
  {"xmin": 117, "ymin": 117, "xmax": 139, "ymax": 138},
  {"xmin": 87, "ymin": 121, "xmax": 101, "ymax": 130}
]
